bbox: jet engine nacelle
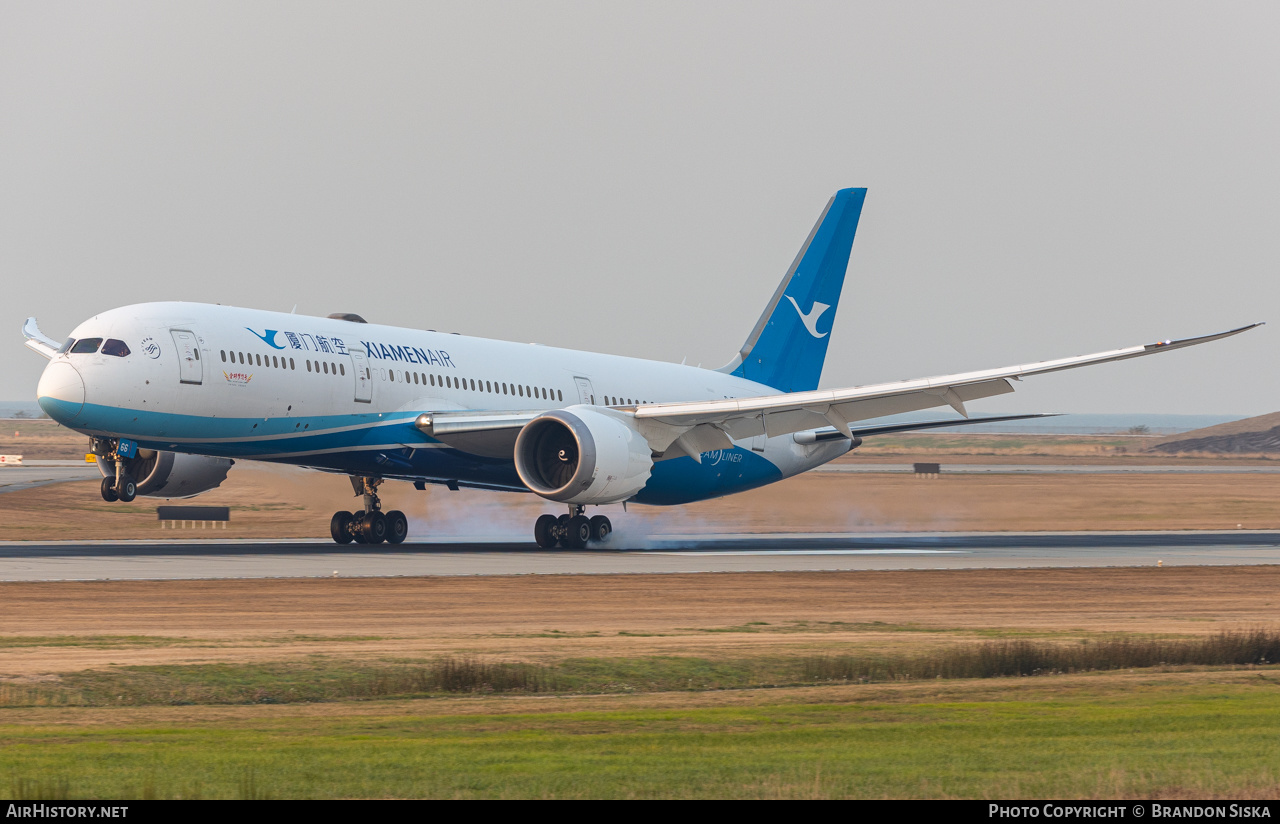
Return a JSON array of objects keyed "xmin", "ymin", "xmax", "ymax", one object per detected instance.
[
  {"xmin": 97, "ymin": 449, "xmax": 233, "ymax": 499},
  {"xmin": 514, "ymin": 406, "xmax": 653, "ymax": 505}
]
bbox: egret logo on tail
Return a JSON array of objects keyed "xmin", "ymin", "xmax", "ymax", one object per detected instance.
[{"xmin": 784, "ymin": 296, "xmax": 832, "ymax": 339}]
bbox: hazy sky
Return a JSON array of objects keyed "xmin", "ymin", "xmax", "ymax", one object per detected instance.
[{"xmin": 2, "ymin": 2, "xmax": 1276, "ymax": 414}]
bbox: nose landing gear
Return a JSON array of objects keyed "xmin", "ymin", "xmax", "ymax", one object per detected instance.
[
  {"xmin": 534, "ymin": 505, "xmax": 612, "ymax": 549},
  {"xmin": 330, "ymin": 477, "xmax": 407, "ymax": 545},
  {"xmin": 94, "ymin": 438, "xmax": 137, "ymax": 503}
]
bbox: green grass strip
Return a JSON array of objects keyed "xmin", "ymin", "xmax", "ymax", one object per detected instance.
[{"xmin": 3, "ymin": 680, "xmax": 1280, "ymax": 798}]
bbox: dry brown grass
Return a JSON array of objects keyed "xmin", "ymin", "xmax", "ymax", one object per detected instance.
[{"xmin": 0, "ymin": 566, "xmax": 1277, "ymax": 676}]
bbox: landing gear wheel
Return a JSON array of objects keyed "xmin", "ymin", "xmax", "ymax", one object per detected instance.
[
  {"xmin": 330, "ymin": 511, "xmax": 354, "ymax": 544},
  {"xmin": 563, "ymin": 515, "xmax": 591, "ymax": 549},
  {"xmin": 351, "ymin": 511, "xmax": 367, "ymax": 544},
  {"xmin": 534, "ymin": 514, "xmax": 558, "ymax": 548},
  {"xmin": 117, "ymin": 477, "xmax": 137, "ymax": 503},
  {"xmin": 589, "ymin": 515, "xmax": 612, "ymax": 544},
  {"xmin": 100, "ymin": 477, "xmax": 118, "ymax": 503},
  {"xmin": 361, "ymin": 510, "xmax": 387, "ymax": 544},
  {"xmin": 385, "ymin": 510, "xmax": 408, "ymax": 545}
]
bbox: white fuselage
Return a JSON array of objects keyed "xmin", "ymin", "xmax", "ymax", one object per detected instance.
[{"xmin": 36, "ymin": 302, "xmax": 851, "ymax": 504}]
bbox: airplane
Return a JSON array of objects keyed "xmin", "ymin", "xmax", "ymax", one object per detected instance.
[{"xmin": 23, "ymin": 188, "xmax": 1260, "ymax": 548}]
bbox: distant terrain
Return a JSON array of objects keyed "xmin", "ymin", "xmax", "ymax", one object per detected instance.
[{"xmin": 1149, "ymin": 411, "xmax": 1280, "ymax": 455}]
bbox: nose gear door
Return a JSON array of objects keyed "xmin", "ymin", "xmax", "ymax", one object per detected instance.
[{"xmin": 170, "ymin": 329, "xmax": 202, "ymax": 385}]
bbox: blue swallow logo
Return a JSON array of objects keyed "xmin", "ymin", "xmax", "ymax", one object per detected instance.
[
  {"xmin": 784, "ymin": 296, "xmax": 832, "ymax": 339},
  {"xmin": 246, "ymin": 328, "xmax": 286, "ymax": 349}
]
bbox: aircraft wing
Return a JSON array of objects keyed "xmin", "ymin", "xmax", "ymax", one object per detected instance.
[
  {"xmin": 407, "ymin": 324, "xmax": 1258, "ymax": 462},
  {"xmin": 22, "ymin": 317, "xmax": 60, "ymax": 360},
  {"xmin": 632, "ymin": 324, "xmax": 1261, "ymax": 460}
]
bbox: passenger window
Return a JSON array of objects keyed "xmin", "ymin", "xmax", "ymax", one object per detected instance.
[
  {"xmin": 70, "ymin": 338, "xmax": 102, "ymax": 354},
  {"xmin": 101, "ymin": 339, "xmax": 130, "ymax": 357},
  {"xmin": 307, "ymin": 361, "xmax": 312, "ymax": 372},
  {"xmin": 429, "ymin": 374, "xmax": 435, "ymax": 386},
  {"xmin": 518, "ymin": 385, "xmax": 523, "ymax": 397},
  {"xmin": 558, "ymin": 390, "xmax": 563, "ymax": 401},
  {"xmin": 239, "ymin": 352, "xmax": 245, "ymax": 365},
  {"xmin": 470, "ymin": 379, "xmax": 476, "ymax": 391},
  {"xmin": 220, "ymin": 350, "xmax": 227, "ymax": 363},
  {"xmin": 289, "ymin": 358, "xmax": 295, "ymax": 370},
  {"xmin": 323, "ymin": 362, "xmax": 329, "ymax": 374},
  {"xmin": 58, "ymin": 338, "xmax": 75, "ymax": 354}
]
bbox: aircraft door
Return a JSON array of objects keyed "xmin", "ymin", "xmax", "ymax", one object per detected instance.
[
  {"xmin": 573, "ymin": 376, "xmax": 596, "ymax": 405},
  {"xmin": 350, "ymin": 349, "xmax": 372, "ymax": 403},
  {"xmin": 170, "ymin": 330, "xmax": 202, "ymax": 385}
]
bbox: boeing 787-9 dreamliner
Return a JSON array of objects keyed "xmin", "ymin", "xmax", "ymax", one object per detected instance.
[{"xmin": 23, "ymin": 189, "xmax": 1260, "ymax": 547}]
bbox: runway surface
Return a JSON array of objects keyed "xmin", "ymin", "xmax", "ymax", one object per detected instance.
[
  {"xmin": 2, "ymin": 530, "xmax": 1279, "ymax": 581},
  {"xmin": 0, "ymin": 461, "xmax": 97, "ymax": 493}
]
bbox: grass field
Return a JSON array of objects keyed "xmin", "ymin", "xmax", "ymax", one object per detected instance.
[
  {"xmin": 5, "ymin": 671, "xmax": 1280, "ymax": 799},
  {"xmin": 2, "ymin": 570, "xmax": 1280, "ymax": 798}
]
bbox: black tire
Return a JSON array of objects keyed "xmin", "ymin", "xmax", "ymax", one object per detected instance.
[
  {"xmin": 385, "ymin": 510, "xmax": 408, "ymax": 545},
  {"xmin": 534, "ymin": 514, "xmax": 558, "ymax": 548},
  {"xmin": 589, "ymin": 515, "xmax": 611, "ymax": 544},
  {"xmin": 117, "ymin": 477, "xmax": 137, "ymax": 503},
  {"xmin": 362, "ymin": 510, "xmax": 387, "ymax": 544},
  {"xmin": 100, "ymin": 477, "xmax": 118, "ymax": 503},
  {"xmin": 330, "ymin": 511, "xmax": 354, "ymax": 544},
  {"xmin": 564, "ymin": 515, "xmax": 591, "ymax": 549}
]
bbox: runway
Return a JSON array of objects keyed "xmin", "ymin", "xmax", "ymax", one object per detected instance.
[
  {"xmin": 2, "ymin": 530, "xmax": 1278, "ymax": 581},
  {"xmin": 0, "ymin": 460, "xmax": 97, "ymax": 493}
]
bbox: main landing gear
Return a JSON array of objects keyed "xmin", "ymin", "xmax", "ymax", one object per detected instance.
[
  {"xmin": 95, "ymin": 438, "xmax": 137, "ymax": 503},
  {"xmin": 534, "ymin": 505, "xmax": 612, "ymax": 549},
  {"xmin": 331, "ymin": 476, "xmax": 408, "ymax": 546}
]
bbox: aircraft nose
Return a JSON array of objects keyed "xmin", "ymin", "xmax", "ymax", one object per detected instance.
[{"xmin": 36, "ymin": 361, "xmax": 85, "ymax": 423}]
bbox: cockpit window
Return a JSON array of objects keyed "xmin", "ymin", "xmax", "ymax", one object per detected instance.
[
  {"xmin": 58, "ymin": 338, "xmax": 75, "ymax": 354},
  {"xmin": 101, "ymin": 339, "xmax": 131, "ymax": 357},
  {"xmin": 70, "ymin": 338, "xmax": 103, "ymax": 354}
]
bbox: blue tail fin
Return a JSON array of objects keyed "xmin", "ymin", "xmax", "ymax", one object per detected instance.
[{"xmin": 719, "ymin": 188, "xmax": 866, "ymax": 393}]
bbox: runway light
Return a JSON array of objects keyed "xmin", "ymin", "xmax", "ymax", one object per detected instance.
[
  {"xmin": 1157, "ymin": 560, "xmax": 1163, "ymax": 567},
  {"xmin": 332, "ymin": 571, "xmax": 338, "ymax": 577}
]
